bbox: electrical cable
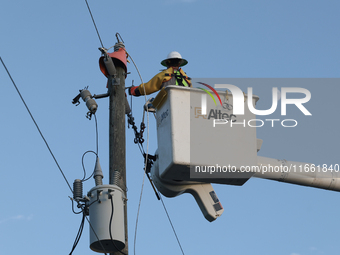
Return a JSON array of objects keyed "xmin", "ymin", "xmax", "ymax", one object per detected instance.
[
  {"xmin": 158, "ymin": 192, "xmax": 185, "ymax": 255},
  {"xmin": 69, "ymin": 207, "xmax": 86, "ymax": 255},
  {"xmin": 68, "ymin": 110, "xmax": 101, "ymax": 252},
  {"xmin": 81, "ymin": 150, "xmax": 98, "ymax": 182},
  {"xmin": 69, "ymin": 203, "xmax": 110, "ymax": 255},
  {"xmin": 0, "ymin": 57, "xmax": 73, "ymax": 193},
  {"xmin": 125, "ymin": 51, "xmax": 150, "ymax": 255},
  {"xmin": 94, "ymin": 113, "xmax": 99, "ymax": 156},
  {"xmin": 132, "ymin": 107, "xmax": 149, "ymax": 255},
  {"xmin": 133, "ymin": 164, "xmax": 146, "ymax": 255},
  {"xmin": 1, "ymin": 56, "xmax": 108, "ymax": 255},
  {"xmin": 85, "ymin": 0, "xmax": 104, "ymax": 48},
  {"xmin": 85, "ymin": 215, "xmax": 108, "ymax": 255},
  {"xmin": 110, "ymin": 196, "xmax": 128, "ymax": 255},
  {"xmin": 70, "ymin": 198, "xmax": 83, "ymax": 214},
  {"xmin": 80, "ymin": 113, "xmax": 99, "ymax": 181},
  {"xmin": 127, "ymin": 52, "xmax": 186, "ymax": 255}
]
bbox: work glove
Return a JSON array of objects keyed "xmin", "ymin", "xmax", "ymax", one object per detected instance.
[
  {"xmin": 128, "ymin": 86, "xmax": 141, "ymax": 97},
  {"xmin": 144, "ymin": 97, "xmax": 156, "ymax": 112}
]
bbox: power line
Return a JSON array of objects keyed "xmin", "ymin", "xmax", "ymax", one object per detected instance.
[
  {"xmin": 159, "ymin": 193, "xmax": 185, "ymax": 255},
  {"xmin": 1, "ymin": 56, "xmax": 73, "ymax": 193},
  {"xmin": 2, "ymin": 56, "xmax": 108, "ymax": 254},
  {"xmin": 133, "ymin": 167, "xmax": 146, "ymax": 255},
  {"xmin": 85, "ymin": 0, "xmax": 104, "ymax": 48}
]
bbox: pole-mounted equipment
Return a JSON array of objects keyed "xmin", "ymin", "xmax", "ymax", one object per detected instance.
[{"xmin": 72, "ymin": 38, "xmax": 129, "ymax": 254}]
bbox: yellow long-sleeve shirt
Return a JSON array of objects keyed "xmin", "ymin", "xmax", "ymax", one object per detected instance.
[{"xmin": 137, "ymin": 67, "xmax": 191, "ymax": 95}]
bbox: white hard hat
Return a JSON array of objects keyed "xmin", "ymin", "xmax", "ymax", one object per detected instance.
[{"xmin": 161, "ymin": 51, "xmax": 188, "ymax": 67}]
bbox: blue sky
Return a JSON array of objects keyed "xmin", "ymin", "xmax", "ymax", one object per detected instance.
[{"xmin": 1, "ymin": 0, "xmax": 340, "ymax": 255}]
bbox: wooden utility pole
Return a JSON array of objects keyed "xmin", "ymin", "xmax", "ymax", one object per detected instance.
[{"xmin": 109, "ymin": 65, "xmax": 128, "ymax": 255}]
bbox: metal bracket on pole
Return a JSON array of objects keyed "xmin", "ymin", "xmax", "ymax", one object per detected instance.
[{"xmin": 111, "ymin": 77, "xmax": 120, "ymax": 87}]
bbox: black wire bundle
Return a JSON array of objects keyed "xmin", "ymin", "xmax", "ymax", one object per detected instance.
[
  {"xmin": 109, "ymin": 196, "xmax": 127, "ymax": 255},
  {"xmin": 69, "ymin": 208, "xmax": 86, "ymax": 255}
]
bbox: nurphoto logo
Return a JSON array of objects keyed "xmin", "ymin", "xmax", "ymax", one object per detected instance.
[{"xmin": 197, "ymin": 82, "xmax": 312, "ymax": 128}]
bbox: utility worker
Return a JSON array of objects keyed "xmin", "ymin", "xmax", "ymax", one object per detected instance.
[{"xmin": 129, "ymin": 51, "xmax": 191, "ymax": 96}]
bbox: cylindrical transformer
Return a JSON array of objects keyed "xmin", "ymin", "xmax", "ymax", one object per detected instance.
[{"xmin": 88, "ymin": 184, "xmax": 125, "ymax": 253}]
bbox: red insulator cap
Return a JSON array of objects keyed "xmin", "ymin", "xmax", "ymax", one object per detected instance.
[{"xmin": 99, "ymin": 47, "xmax": 127, "ymax": 77}]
